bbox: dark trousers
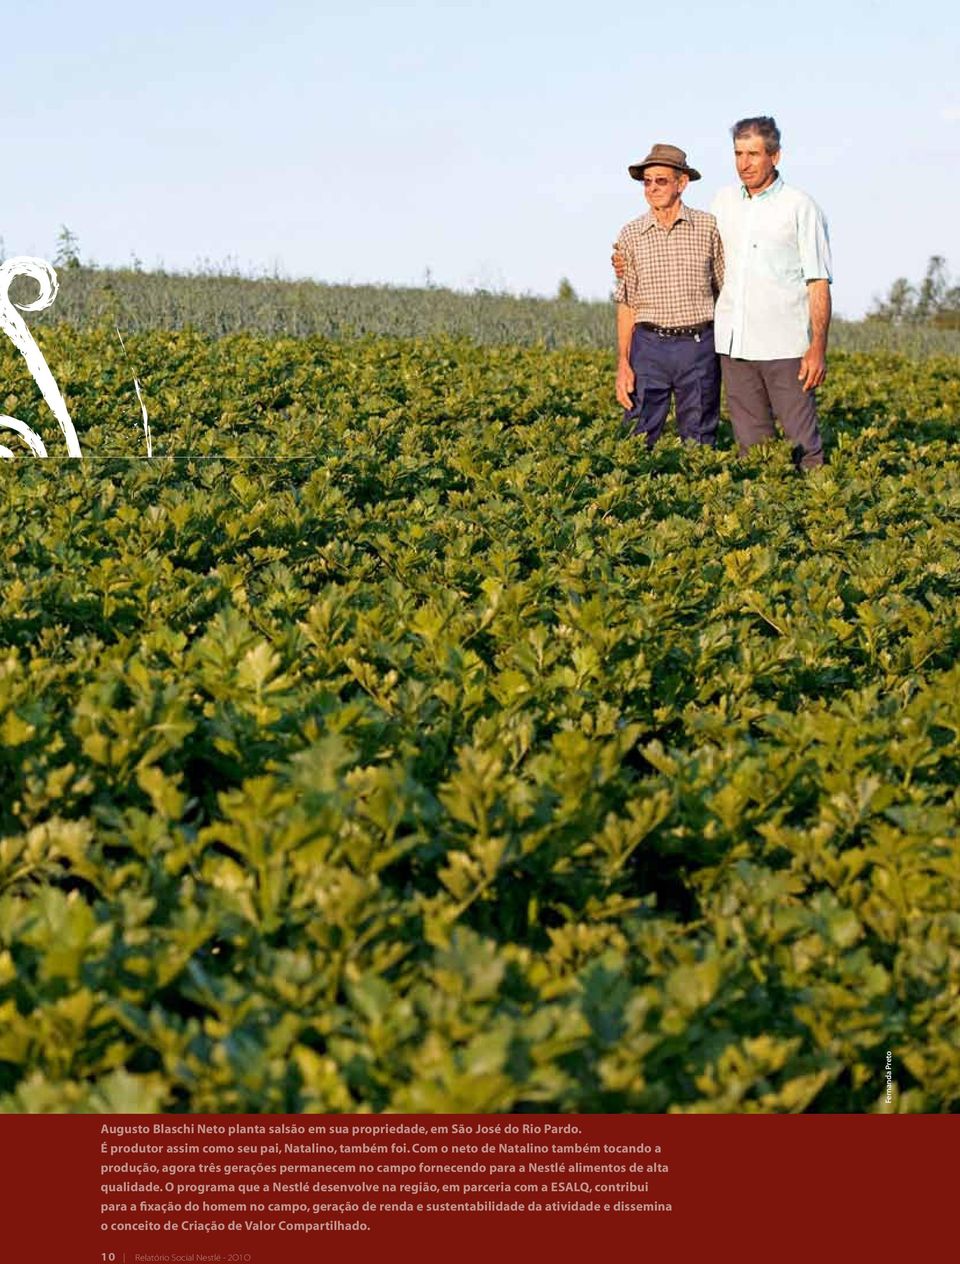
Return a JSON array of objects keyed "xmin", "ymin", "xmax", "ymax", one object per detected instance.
[
  {"xmin": 623, "ymin": 324, "xmax": 721, "ymax": 448},
  {"xmin": 720, "ymin": 355, "xmax": 824, "ymax": 469}
]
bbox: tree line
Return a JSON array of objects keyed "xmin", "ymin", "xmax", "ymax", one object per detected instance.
[{"xmin": 868, "ymin": 256, "xmax": 960, "ymax": 329}]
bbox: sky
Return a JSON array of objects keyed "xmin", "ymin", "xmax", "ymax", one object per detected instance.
[{"xmin": 3, "ymin": 0, "xmax": 958, "ymax": 318}]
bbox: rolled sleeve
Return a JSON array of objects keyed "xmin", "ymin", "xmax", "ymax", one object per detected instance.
[
  {"xmin": 614, "ymin": 231, "xmax": 629, "ymax": 305},
  {"xmin": 798, "ymin": 198, "xmax": 832, "ymax": 283},
  {"xmin": 711, "ymin": 226, "xmax": 725, "ymax": 295}
]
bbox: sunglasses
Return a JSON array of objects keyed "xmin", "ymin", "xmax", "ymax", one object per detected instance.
[{"xmin": 642, "ymin": 176, "xmax": 677, "ymax": 188}]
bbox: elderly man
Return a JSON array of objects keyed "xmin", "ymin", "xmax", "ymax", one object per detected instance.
[
  {"xmin": 613, "ymin": 143, "xmax": 724, "ymax": 448},
  {"xmin": 712, "ymin": 116, "xmax": 832, "ymax": 469}
]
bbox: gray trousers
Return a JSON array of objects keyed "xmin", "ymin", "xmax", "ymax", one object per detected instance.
[{"xmin": 720, "ymin": 355, "xmax": 824, "ymax": 469}]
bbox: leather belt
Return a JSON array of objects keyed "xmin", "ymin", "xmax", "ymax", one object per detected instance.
[{"xmin": 638, "ymin": 321, "xmax": 714, "ymax": 338}]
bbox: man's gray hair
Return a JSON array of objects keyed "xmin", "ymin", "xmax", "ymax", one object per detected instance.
[{"xmin": 731, "ymin": 117, "xmax": 781, "ymax": 154}]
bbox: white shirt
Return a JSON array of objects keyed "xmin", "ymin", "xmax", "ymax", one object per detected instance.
[{"xmin": 711, "ymin": 176, "xmax": 832, "ymax": 360}]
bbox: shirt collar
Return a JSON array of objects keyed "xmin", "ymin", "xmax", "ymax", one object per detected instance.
[
  {"xmin": 739, "ymin": 173, "xmax": 783, "ymax": 201},
  {"xmin": 640, "ymin": 202, "xmax": 691, "ymax": 232}
]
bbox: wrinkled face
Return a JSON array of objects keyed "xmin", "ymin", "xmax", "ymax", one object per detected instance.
[
  {"xmin": 734, "ymin": 133, "xmax": 780, "ymax": 194},
  {"xmin": 642, "ymin": 165, "xmax": 687, "ymax": 213}
]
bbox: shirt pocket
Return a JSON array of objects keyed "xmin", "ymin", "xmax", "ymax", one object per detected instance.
[{"xmin": 752, "ymin": 220, "xmax": 803, "ymax": 284}]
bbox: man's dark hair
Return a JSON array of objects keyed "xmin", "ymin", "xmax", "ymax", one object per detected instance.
[{"xmin": 731, "ymin": 116, "xmax": 781, "ymax": 154}]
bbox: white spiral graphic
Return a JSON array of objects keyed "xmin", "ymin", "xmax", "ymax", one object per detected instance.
[{"xmin": 0, "ymin": 256, "xmax": 81, "ymax": 458}]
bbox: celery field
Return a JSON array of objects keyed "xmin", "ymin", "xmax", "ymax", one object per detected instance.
[{"xmin": 1, "ymin": 323, "xmax": 960, "ymax": 1113}]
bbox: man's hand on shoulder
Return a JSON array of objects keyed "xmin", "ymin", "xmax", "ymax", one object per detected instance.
[{"xmin": 798, "ymin": 342, "xmax": 827, "ymax": 392}]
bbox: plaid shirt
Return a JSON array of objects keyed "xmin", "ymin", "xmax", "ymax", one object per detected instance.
[{"xmin": 615, "ymin": 204, "xmax": 724, "ymax": 327}]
